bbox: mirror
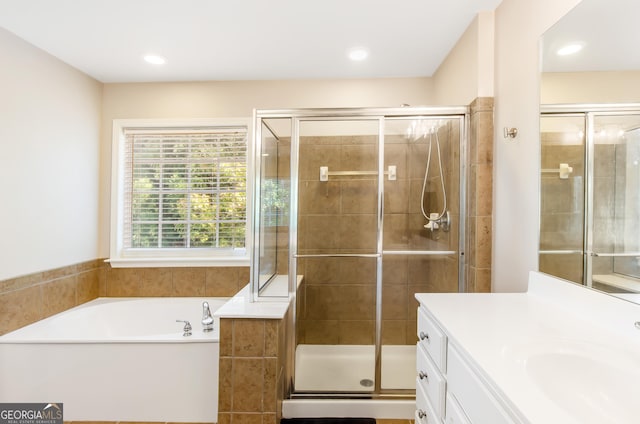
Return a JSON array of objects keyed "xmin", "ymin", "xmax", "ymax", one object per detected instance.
[{"xmin": 540, "ymin": 0, "xmax": 640, "ymax": 303}]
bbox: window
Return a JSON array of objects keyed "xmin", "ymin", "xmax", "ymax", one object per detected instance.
[{"xmin": 110, "ymin": 118, "xmax": 251, "ymax": 267}]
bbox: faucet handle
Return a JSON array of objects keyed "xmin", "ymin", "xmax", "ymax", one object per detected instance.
[
  {"xmin": 176, "ymin": 320, "xmax": 192, "ymax": 336},
  {"xmin": 202, "ymin": 301, "xmax": 214, "ymax": 332}
]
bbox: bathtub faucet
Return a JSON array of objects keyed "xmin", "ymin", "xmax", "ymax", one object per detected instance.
[{"xmin": 202, "ymin": 301, "xmax": 214, "ymax": 332}]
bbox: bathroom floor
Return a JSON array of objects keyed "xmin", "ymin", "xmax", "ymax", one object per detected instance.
[{"xmin": 294, "ymin": 344, "xmax": 416, "ymax": 392}]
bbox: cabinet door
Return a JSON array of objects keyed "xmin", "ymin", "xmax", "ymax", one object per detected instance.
[
  {"xmin": 416, "ymin": 343, "xmax": 446, "ymax": 419},
  {"xmin": 417, "ymin": 307, "xmax": 447, "ymax": 370},
  {"xmin": 416, "ymin": 379, "xmax": 440, "ymax": 424},
  {"xmin": 447, "ymin": 344, "xmax": 516, "ymax": 424},
  {"xmin": 445, "ymin": 393, "xmax": 471, "ymax": 424}
]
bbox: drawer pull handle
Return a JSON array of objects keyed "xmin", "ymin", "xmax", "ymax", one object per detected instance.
[
  {"xmin": 417, "ymin": 409, "xmax": 427, "ymax": 419},
  {"xmin": 419, "ymin": 331, "xmax": 429, "ymax": 341},
  {"xmin": 419, "ymin": 370, "xmax": 428, "ymax": 381}
]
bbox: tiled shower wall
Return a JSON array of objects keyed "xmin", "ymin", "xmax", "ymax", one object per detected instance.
[
  {"xmin": 0, "ymin": 261, "xmax": 249, "ymax": 336},
  {"xmin": 466, "ymin": 97, "xmax": 494, "ymax": 293},
  {"xmin": 539, "ymin": 131, "xmax": 585, "ymax": 283},
  {"xmin": 540, "ymin": 132, "xmax": 636, "ymax": 284},
  {"xmin": 295, "ymin": 113, "xmax": 476, "ymax": 346}
]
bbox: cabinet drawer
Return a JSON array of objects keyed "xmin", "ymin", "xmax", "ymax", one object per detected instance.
[
  {"xmin": 417, "ymin": 307, "xmax": 447, "ymax": 371},
  {"xmin": 445, "ymin": 393, "xmax": 471, "ymax": 424},
  {"xmin": 416, "ymin": 377, "xmax": 440, "ymax": 424},
  {"xmin": 447, "ymin": 344, "xmax": 516, "ymax": 424},
  {"xmin": 416, "ymin": 343, "xmax": 446, "ymax": 419}
]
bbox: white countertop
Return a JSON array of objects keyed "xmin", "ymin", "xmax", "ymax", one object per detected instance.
[
  {"xmin": 416, "ymin": 272, "xmax": 640, "ymax": 424},
  {"xmin": 213, "ymin": 275, "xmax": 302, "ymax": 319}
]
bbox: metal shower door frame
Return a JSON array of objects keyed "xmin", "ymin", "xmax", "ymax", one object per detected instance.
[
  {"xmin": 253, "ymin": 106, "xmax": 468, "ymax": 399},
  {"xmin": 540, "ymin": 103, "xmax": 640, "ymax": 289}
]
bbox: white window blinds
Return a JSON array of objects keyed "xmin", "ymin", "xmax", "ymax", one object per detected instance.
[{"xmin": 122, "ymin": 127, "xmax": 247, "ymax": 250}]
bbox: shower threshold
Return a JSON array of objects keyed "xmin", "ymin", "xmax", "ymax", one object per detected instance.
[{"xmin": 294, "ymin": 344, "xmax": 416, "ymax": 392}]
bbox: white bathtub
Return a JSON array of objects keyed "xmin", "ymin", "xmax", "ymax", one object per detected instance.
[{"xmin": 0, "ymin": 297, "xmax": 229, "ymax": 423}]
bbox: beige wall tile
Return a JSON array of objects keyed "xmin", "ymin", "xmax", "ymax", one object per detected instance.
[
  {"xmin": 105, "ymin": 268, "xmax": 142, "ymax": 296},
  {"xmin": 262, "ymin": 413, "xmax": 277, "ymax": 424},
  {"xmin": 382, "ymin": 285, "xmax": 408, "ymax": 320},
  {"xmin": 0, "ymin": 272, "xmax": 43, "ymax": 294},
  {"xmin": 42, "ymin": 276, "xmax": 77, "ymax": 317},
  {"xmin": 301, "ymin": 215, "xmax": 341, "ymax": 250},
  {"xmin": 237, "ymin": 267, "xmax": 251, "ymax": 287},
  {"xmin": 172, "ymin": 268, "xmax": 206, "ymax": 296},
  {"xmin": 340, "ymin": 144, "xmax": 377, "ymax": 172},
  {"xmin": 298, "ymin": 181, "xmax": 341, "ymax": 215},
  {"xmin": 42, "ymin": 264, "xmax": 74, "ymax": 281},
  {"xmin": 306, "ymin": 285, "xmax": 375, "ymax": 321},
  {"xmin": 233, "ymin": 319, "xmax": 265, "ymax": 357},
  {"xmin": 475, "ymin": 268, "xmax": 492, "ymax": 293},
  {"xmin": 384, "ymin": 180, "xmax": 410, "ymax": 214},
  {"xmin": 218, "ymin": 357, "xmax": 233, "ymax": 412},
  {"xmin": 406, "ymin": 319, "xmax": 418, "ymax": 344},
  {"xmin": 206, "ymin": 267, "xmax": 240, "ymax": 297},
  {"xmin": 382, "ymin": 256, "xmax": 408, "ymax": 285},
  {"xmin": 217, "ymin": 413, "xmax": 231, "ymax": 424},
  {"xmin": 339, "ymin": 257, "xmax": 376, "ymax": 285},
  {"xmin": 140, "ymin": 268, "xmax": 173, "ymax": 296},
  {"xmin": 263, "ymin": 358, "xmax": 278, "ymax": 412},
  {"xmin": 339, "ymin": 320, "xmax": 375, "ymax": 344},
  {"xmin": 302, "ymin": 319, "xmax": 340, "ymax": 344},
  {"xmin": 76, "ymin": 269, "xmax": 100, "ymax": 304},
  {"xmin": 231, "ymin": 414, "xmax": 262, "ymax": 424},
  {"xmin": 264, "ymin": 320, "xmax": 279, "ymax": 357},
  {"xmin": 220, "ymin": 319, "xmax": 233, "ymax": 357},
  {"xmin": 382, "ymin": 320, "xmax": 407, "ymax": 345},
  {"xmin": 341, "ymin": 180, "xmax": 377, "ymax": 214},
  {"xmin": 232, "ymin": 358, "xmax": 264, "ymax": 412},
  {"xmin": 298, "ymin": 143, "xmax": 341, "ymax": 181},
  {"xmin": 0, "ymin": 285, "xmax": 42, "ymax": 335},
  {"xmin": 475, "ymin": 164, "xmax": 493, "ymax": 217},
  {"xmin": 338, "ymin": 215, "xmax": 377, "ymax": 251},
  {"xmin": 475, "ymin": 217, "xmax": 492, "ymax": 269}
]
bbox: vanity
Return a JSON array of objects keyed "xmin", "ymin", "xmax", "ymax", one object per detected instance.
[{"xmin": 415, "ymin": 271, "xmax": 640, "ymax": 424}]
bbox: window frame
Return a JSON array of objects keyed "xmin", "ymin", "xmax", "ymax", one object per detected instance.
[{"xmin": 109, "ymin": 118, "xmax": 252, "ymax": 268}]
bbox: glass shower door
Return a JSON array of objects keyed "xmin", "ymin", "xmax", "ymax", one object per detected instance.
[
  {"xmin": 589, "ymin": 114, "xmax": 640, "ymax": 293},
  {"xmin": 293, "ymin": 118, "xmax": 381, "ymax": 393},
  {"xmin": 381, "ymin": 117, "xmax": 462, "ymax": 392},
  {"xmin": 539, "ymin": 108, "xmax": 640, "ymax": 294},
  {"xmin": 539, "ymin": 114, "xmax": 586, "ymax": 283}
]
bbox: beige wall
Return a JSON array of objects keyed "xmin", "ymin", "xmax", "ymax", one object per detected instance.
[
  {"xmin": 2, "ymin": 0, "xmax": 594, "ymax": 295},
  {"xmin": 492, "ymin": 0, "xmax": 582, "ymax": 292},
  {"xmin": 542, "ymin": 71, "xmax": 640, "ymax": 104},
  {"xmin": 0, "ymin": 28, "xmax": 102, "ymax": 281},
  {"xmin": 433, "ymin": 11, "xmax": 495, "ymax": 105},
  {"xmin": 99, "ymin": 78, "xmax": 436, "ymax": 257}
]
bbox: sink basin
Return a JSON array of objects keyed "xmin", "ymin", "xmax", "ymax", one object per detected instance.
[{"xmin": 506, "ymin": 338, "xmax": 640, "ymax": 424}]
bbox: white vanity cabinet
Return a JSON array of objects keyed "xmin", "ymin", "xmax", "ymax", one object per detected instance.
[{"xmin": 416, "ymin": 304, "xmax": 517, "ymax": 424}]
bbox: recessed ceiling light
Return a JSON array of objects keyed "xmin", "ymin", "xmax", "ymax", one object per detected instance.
[
  {"xmin": 348, "ymin": 48, "xmax": 368, "ymax": 61},
  {"xmin": 556, "ymin": 43, "xmax": 584, "ymax": 56},
  {"xmin": 143, "ymin": 54, "xmax": 166, "ymax": 65}
]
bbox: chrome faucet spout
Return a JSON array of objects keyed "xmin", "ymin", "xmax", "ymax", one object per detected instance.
[{"xmin": 202, "ymin": 301, "xmax": 214, "ymax": 332}]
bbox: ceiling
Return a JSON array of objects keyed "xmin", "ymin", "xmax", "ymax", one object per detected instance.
[
  {"xmin": 0, "ymin": 0, "xmax": 503, "ymax": 83},
  {"xmin": 542, "ymin": 0, "xmax": 640, "ymax": 73}
]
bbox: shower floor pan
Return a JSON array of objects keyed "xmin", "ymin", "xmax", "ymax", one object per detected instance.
[{"xmin": 294, "ymin": 344, "xmax": 416, "ymax": 392}]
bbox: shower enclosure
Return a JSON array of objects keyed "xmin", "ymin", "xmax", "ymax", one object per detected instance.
[
  {"xmin": 252, "ymin": 107, "xmax": 466, "ymax": 398},
  {"xmin": 540, "ymin": 104, "xmax": 640, "ymax": 295}
]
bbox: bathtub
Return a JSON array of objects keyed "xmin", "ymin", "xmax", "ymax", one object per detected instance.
[{"xmin": 0, "ymin": 297, "xmax": 229, "ymax": 423}]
